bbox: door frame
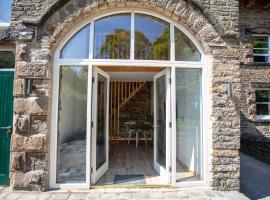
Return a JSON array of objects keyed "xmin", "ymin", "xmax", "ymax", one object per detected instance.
[
  {"xmin": 49, "ymin": 63, "xmax": 92, "ymax": 189},
  {"xmin": 153, "ymin": 68, "xmax": 171, "ymax": 184},
  {"xmin": 0, "ymin": 70, "xmax": 14, "ymax": 185},
  {"xmin": 170, "ymin": 61, "xmax": 211, "ymax": 186},
  {"xmin": 50, "ymin": 64, "xmax": 210, "ymax": 189},
  {"xmin": 0, "ymin": 46, "xmax": 15, "ymax": 185},
  {"xmin": 50, "ymin": 63, "xmax": 210, "ymax": 189},
  {"xmin": 90, "ymin": 66, "xmax": 110, "ymax": 185}
]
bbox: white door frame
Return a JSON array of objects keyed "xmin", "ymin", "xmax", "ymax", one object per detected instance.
[
  {"xmin": 153, "ymin": 68, "xmax": 171, "ymax": 184},
  {"xmin": 91, "ymin": 66, "xmax": 110, "ymax": 184},
  {"xmin": 170, "ymin": 58, "xmax": 211, "ymax": 186},
  {"xmin": 49, "ymin": 63, "xmax": 92, "ymax": 189}
]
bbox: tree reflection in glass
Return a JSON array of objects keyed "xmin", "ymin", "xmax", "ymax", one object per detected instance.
[
  {"xmin": 94, "ymin": 14, "xmax": 131, "ymax": 59},
  {"xmin": 135, "ymin": 14, "xmax": 170, "ymax": 60},
  {"xmin": 175, "ymin": 28, "xmax": 201, "ymax": 61}
]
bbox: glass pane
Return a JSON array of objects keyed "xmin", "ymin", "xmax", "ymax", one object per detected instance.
[
  {"xmin": 96, "ymin": 74, "xmax": 108, "ymax": 170},
  {"xmin": 175, "ymin": 68, "xmax": 202, "ymax": 182},
  {"xmin": 0, "ymin": 51, "xmax": 15, "ymax": 69},
  {"xmin": 0, "ymin": 0, "xmax": 12, "ymax": 23},
  {"xmin": 253, "ymin": 49, "xmax": 268, "ymax": 54},
  {"xmin": 155, "ymin": 75, "xmax": 166, "ymax": 167},
  {"xmin": 94, "ymin": 14, "xmax": 131, "ymax": 59},
  {"xmin": 252, "ymin": 36, "xmax": 268, "ymax": 49},
  {"xmin": 256, "ymin": 90, "xmax": 270, "ymax": 102},
  {"xmin": 60, "ymin": 25, "xmax": 90, "ymax": 59},
  {"xmin": 57, "ymin": 66, "xmax": 88, "ymax": 183},
  {"xmin": 256, "ymin": 104, "xmax": 270, "ymax": 116},
  {"xmin": 135, "ymin": 14, "xmax": 170, "ymax": 60},
  {"xmin": 254, "ymin": 56, "xmax": 268, "ymax": 63},
  {"xmin": 175, "ymin": 28, "xmax": 201, "ymax": 61}
]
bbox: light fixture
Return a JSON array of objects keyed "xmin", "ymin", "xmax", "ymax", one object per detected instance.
[{"xmin": 226, "ymin": 82, "xmax": 232, "ymax": 97}]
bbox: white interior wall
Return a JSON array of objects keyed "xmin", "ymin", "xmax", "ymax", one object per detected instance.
[{"xmin": 59, "ymin": 69, "xmax": 87, "ymax": 143}]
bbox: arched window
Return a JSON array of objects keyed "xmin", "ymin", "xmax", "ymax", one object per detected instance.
[
  {"xmin": 60, "ymin": 25, "xmax": 90, "ymax": 59},
  {"xmin": 59, "ymin": 13, "xmax": 201, "ymax": 62},
  {"xmin": 52, "ymin": 11, "xmax": 206, "ymax": 189}
]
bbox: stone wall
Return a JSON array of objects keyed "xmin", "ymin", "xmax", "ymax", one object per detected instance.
[
  {"xmin": 7, "ymin": 0, "xmax": 241, "ymax": 191},
  {"xmin": 119, "ymin": 82, "xmax": 152, "ymax": 133},
  {"xmin": 239, "ymin": 0, "xmax": 270, "ymax": 64},
  {"xmin": 11, "ymin": 0, "xmax": 55, "ymax": 24},
  {"xmin": 239, "ymin": 1, "xmax": 270, "ymax": 164}
]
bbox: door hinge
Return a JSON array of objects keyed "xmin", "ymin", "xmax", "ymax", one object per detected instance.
[
  {"xmin": 91, "ymin": 167, "xmax": 93, "ymax": 173},
  {"xmin": 169, "ymin": 122, "xmax": 172, "ymax": 128},
  {"xmin": 169, "ymin": 166, "xmax": 172, "ymax": 172},
  {"xmin": 91, "ymin": 121, "xmax": 94, "ymax": 128},
  {"xmin": 92, "ymin": 77, "xmax": 95, "ymax": 83},
  {"xmin": 169, "ymin": 78, "xmax": 172, "ymax": 84}
]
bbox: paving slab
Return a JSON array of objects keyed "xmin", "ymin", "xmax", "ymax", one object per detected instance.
[
  {"xmin": 240, "ymin": 153, "xmax": 270, "ymax": 200},
  {"xmin": 0, "ymin": 187, "xmax": 249, "ymax": 200}
]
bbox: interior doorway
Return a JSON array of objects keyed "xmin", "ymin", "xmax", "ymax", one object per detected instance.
[{"xmin": 91, "ymin": 66, "xmax": 170, "ymax": 186}]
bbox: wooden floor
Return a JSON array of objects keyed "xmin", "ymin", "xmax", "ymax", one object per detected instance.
[
  {"xmin": 95, "ymin": 141, "xmax": 196, "ymax": 186},
  {"xmin": 96, "ymin": 141, "xmax": 162, "ymax": 186}
]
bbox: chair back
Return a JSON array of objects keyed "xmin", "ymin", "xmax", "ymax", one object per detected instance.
[{"xmin": 124, "ymin": 121, "xmax": 136, "ymax": 133}]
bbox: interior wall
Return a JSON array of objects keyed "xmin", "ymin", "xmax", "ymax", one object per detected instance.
[
  {"xmin": 58, "ymin": 67, "xmax": 88, "ymax": 143},
  {"xmin": 175, "ymin": 69, "xmax": 202, "ymax": 176},
  {"xmin": 118, "ymin": 82, "xmax": 152, "ymax": 135}
]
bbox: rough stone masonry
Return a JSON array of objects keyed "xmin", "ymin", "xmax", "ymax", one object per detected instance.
[{"xmin": 0, "ymin": 0, "xmax": 245, "ymax": 191}]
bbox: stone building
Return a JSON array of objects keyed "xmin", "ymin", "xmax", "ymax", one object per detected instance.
[{"xmin": 0, "ymin": 0, "xmax": 268, "ymax": 192}]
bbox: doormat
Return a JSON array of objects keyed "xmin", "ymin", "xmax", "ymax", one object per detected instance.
[{"xmin": 113, "ymin": 175, "xmax": 146, "ymax": 185}]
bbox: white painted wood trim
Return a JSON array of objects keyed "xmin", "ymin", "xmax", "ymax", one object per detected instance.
[
  {"xmin": 55, "ymin": 59, "xmax": 205, "ymax": 68},
  {"xmin": 49, "ymin": 63, "xmax": 60, "ymax": 188},
  {"xmin": 49, "ymin": 65, "xmax": 90, "ymax": 189},
  {"xmin": 153, "ymin": 68, "xmax": 171, "ymax": 184},
  {"xmin": 171, "ymin": 66, "xmax": 176, "ymax": 185},
  {"xmin": 86, "ymin": 64, "xmax": 93, "ymax": 188},
  {"xmin": 91, "ymin": 67, "xmax": 110, "ymax": 184},
  {"xmin": 165, "ymin": 68, "xmax": 172, "ymax": 184}
]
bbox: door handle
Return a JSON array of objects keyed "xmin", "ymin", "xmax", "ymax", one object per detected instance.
[{"xmin": 0, "ymin": 126, "xmax": 12, "ymax": 134}]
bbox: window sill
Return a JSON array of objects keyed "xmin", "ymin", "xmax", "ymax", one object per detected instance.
[
  {"xmin": 240, "ymin": 62, "xmax": 270, "ymax": 66},
  {"xmin": 256, "ymin": 116, "xmax": 270, "ymax": 122}
]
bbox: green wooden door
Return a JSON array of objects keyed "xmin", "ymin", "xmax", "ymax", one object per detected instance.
[{"xmin": 0, "ymin": 71, "xmax": 14, "ymax": 185}]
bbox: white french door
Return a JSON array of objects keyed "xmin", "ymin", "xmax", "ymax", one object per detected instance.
[
  {"xmin": 153, "ymin": 68, "xmax": 171, "ymax": 184},
  {"xmin": 91, "ymin": 66, "xmax": 110, "ymax": 184}
]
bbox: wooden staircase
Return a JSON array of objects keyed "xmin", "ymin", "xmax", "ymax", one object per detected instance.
[{"xmin": 109, "ymin": 81, "xmax": 146, "ymax": 139}]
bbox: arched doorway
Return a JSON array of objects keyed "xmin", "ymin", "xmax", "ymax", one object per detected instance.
[{"xmin": 50, "ymin": 9, "xmax": 208, "ymax": 189}]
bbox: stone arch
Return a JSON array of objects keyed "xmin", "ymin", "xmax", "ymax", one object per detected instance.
[
  {"xmin": 26, "ymin": 0, "xmax": 224, "ymax": 56},
  {"xmin": 24, "ymin": 0, "xmax": 224, "ymax": 35}
]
